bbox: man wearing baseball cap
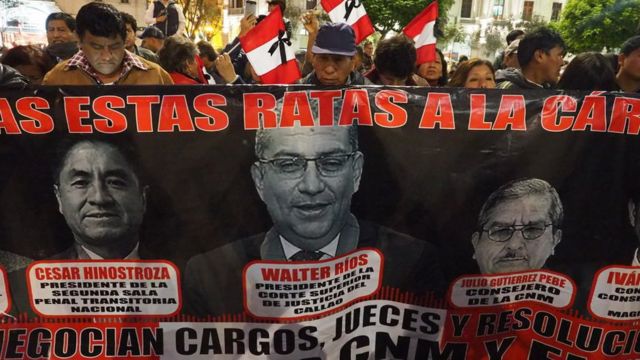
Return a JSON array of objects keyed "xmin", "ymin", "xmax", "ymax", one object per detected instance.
[{"xmin": 300, "ymin": 23, "xmax": 372, "ymax": 85}]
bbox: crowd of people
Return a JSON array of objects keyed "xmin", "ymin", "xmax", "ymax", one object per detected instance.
[{"xmin": 0, "ymin": 0, "xmax": 638, "ymax": 94}]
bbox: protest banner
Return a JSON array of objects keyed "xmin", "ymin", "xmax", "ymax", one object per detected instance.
[{"xmin": 0, "ymin": 85, "xmax": 638, "ymax": 359}]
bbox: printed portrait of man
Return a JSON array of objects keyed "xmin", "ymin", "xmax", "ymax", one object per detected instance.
[
  {"xmin": 49, "ymin": 136, "xmax": 149, "ymax": 260},
  {"xmin": 8, "ymin": 136, "xmax": 153, "ymax": 316},
  {"xmin": 183, "ymin": 98, "xmax": 445, "ymax": 317},
  {"xmin": 471, "ymin": 178, "xmax": 563, "ymax": 274}
]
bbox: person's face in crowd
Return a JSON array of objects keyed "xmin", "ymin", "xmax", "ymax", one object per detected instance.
[
  {"xmin": 464, "ymin": 64, "xmax": 496, "ymax": 89},
  {"xmin": 364, "ymin": 43, "xmax": 373, "ymax": 57},
  {"xmin": 124, "ymin": 23, "xmax": 136, "ymax": 51},
  {"xmin": 185, "ymin": 56, "xmax": 199, "ymax": 78},
  {"xmin": 46, "ymin": 19, "xmax": 76, "ymax": 45},
  {"xmin": 14, "ymin": 64, "xmax": 44, "ymax": 85},
  {"xmin": 54, "ymin": 141, "xmax": 147, "ymax": 252},
  {"xmin": 503, "ymin": 52, "xmax": 519, "ymax": 69},
  {"xmin": 378, "ymin": 72, "xmax": 407, "ymax": 86},
  {"xmin": 251, "ymin": 125, "xmax": 364, "ymax": 251},
  {"xmin": 418, "ymin": 56, "xmax": 443, "ymax": 85},
  {"xmin": 141, "ymin": 37, "xmax": 164, "ymax": 53},
  {"xmin": 200, "ymin": 55, "xmax": 214, "ymax": 69},
  {"xmin": 538, "ymin": 45, "xmax": 564, "ymax": 85},
  {"xmin": 312, "ymin": 54, "xmax": 354, "ymax": 85},
  {"xmin": 472, "ymin": 195, "xmax": 561, "ymax": 274},
  {"xmin": 619, "ymin": 48, "xmax": 640, "ymax": 81},
  {"xmin": 353, "ymin": 53, "xmax": 363, "ymax": 71},
  {"xmin": 79, "ymin": 32, "xmax": 125, "ymax": 76}
]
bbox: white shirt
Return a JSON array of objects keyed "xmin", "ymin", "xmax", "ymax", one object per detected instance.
[
  {"xmin": 144, "ymin": 1, "xmax": 186, "ymax": 37},
  {"xmin": 82, "ymin": 243, "xmax": 140, "ymax": 260},
  {"xmin": 280, "ymin": 235, "xmax": 340, "ymax": 261},
  {"xmin": 633, "ymin": 248, "xmax": 640, "ymax": 266}
]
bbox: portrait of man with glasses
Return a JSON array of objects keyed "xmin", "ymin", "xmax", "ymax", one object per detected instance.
[
  {"xmin": 471, "ymin": 178, "xmax": 563, "ymax": 275},
  {"xmin": 182, "ymin": 98, "xmax": 445, "ymax": 317}
]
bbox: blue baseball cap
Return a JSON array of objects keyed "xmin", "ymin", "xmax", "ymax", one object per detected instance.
[{"xmin": 312, "ymin": 23, "xmax": 356, "ymax": 57}]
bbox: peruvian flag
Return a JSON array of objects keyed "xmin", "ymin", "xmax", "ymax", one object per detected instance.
[
  {"xmin": 239, "ymin": 7, "xmax": 301, "ymax": 84},
  {"xmin": 403, "ymin": 1, "xmax": 438, "ymax": 64},
  {"xmin": 321, "ymin": 0, "xmax": 375, "ymax": 44}
]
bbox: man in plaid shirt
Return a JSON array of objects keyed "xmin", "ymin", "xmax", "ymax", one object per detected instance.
[{"xmin": 43, "ymin": 2, "xmax": 172, "ymax": 85}]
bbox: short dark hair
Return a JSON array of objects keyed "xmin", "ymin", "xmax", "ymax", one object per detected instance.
[
  {"xmin": 374, "ymin": 35, "xmax": 416, "ymax": 79},
  {"xmin": 158, "ymin": 35, "xmax": 198, "ymax": 74},
  {"xmin": 620, "ymin": 35, "xmax": 640, "ymax": 56},
  {"xmin": 52, "ymin": 135, "xmax": 146, "ymax": 186},
  {"xmin": 120, "ymin": 12, "xmax": 137, "ymax": 32},
  {"xmin": 557, "ymin": 52, "xmax": 617, "ymax": 91},
  {"xmin": 46, "ymin": 12, "xmax": 75, "ymax": 32},
  {"xmin": 75, "ymin": 2, "xmax": 126, "ymax": 41},
  {"xmin": 196, "ymin": 41, "xmax": 218, "ymax": 61},
  {"xmin": 517, "ymin": 27, "xmax": 565, "ymax": 69},
  {"xmin": 506, "ymin": 29, "xmax": 525, "ymax": 45},
  {"xmin": 448, "ymin": 58, "xmax": 495, "ymax": 87},
  {"xmin": 1, "ymin": 45, "xmax": 52, "ymax": 76}
]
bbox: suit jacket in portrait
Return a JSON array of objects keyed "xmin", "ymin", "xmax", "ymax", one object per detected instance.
[{"xmin": 183, "ymin": 215, "xmax": 446, "ymax": 317}]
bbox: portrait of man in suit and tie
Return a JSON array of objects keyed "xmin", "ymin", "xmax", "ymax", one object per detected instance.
[
  {"xmin": 183, "ymin": 99, "xmax": 445, "ymax": 317},
  {"xmin": 471, "ymin": 178, "xmax": 563, "ymax": 274},
  {"xmin": 8, "ymin": 136, "xmax": 152, "ymax": 316}
]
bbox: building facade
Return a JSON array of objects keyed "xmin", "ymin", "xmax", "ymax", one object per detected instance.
[{"xmin": 445, "ymin": 0, "xmax": 567, "ymax": 59}]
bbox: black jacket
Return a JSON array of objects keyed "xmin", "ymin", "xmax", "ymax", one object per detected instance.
[{"xmin": 0, "ymin": 64, "xmax": 28, "ymax": 88}]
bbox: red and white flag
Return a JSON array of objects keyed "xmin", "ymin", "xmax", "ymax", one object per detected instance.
[
  {"xmin": 403, "ymin": 1, "xmax": 438, "ymax": 64},
  {"xmin": 321, "ymin": 0, "xmax": 375, "ymax": 44},
  {"xmin": 239, "ymin": 7, "xmax": 301, "ymax": 84}
]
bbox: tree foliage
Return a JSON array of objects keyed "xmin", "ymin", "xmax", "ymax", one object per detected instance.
[
  {"xmin": 362, "ymin": 0, "xmax": 454, "ymax": 38},
  {"xmin": 437, "ymin": 22, "xmax": 465, "ymax": 48},
  {"xmin": 556, "ymin": 0, "xmax": 640, "ymax": 52},
  {"xmin": 178, "ymin": 0, "xmax": 223, "ymax": 38}
]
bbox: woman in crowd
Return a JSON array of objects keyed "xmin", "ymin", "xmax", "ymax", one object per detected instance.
[
  {"xmin": 416, "ymin": 48, "xmax": 448, "ymax": 86},
  {"xmin": 1, "ymin": 45, "xmax": 51, "ymax": 85},
  {"xmin": 158, "ymin": 35, "xmax": 207, "ymax": 85},
  {"xmin": 557, "ymin": 52, "xmax": 617, "ymax": 91},
  {"xmin": 448, "ymin": 58, "xmax": 496, "ymax": 89}
]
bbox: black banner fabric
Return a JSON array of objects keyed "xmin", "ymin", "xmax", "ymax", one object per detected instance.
[{"xmin": 0, "ymin": 85, "xmax": 639, "ymax": 359}]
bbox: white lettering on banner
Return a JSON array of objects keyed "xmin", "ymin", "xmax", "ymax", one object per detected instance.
[
  {"xmin": 159, "ymin": 300, "xmax": 447, "ymax": 359},
  {"xmin": 449, "ymin": 270, "xmax": 575, "ymax": 309},
  {"xmin": 244, "ymin": 249, "xmax": 383, "ymax": 319},
  {"xmin": 589, "ymin": 266, "xmax": 640, "ymax": 321},
  {"xmin": 246, "ymin": 36, "xmax": 296, "ymax": 76},
  {"xmin": 27, "ymin": 261, "xmax": 181, "ymax": 316}
]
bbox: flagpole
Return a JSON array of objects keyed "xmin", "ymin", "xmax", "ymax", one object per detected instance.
[{"xmin": 225, "ymin": 41, "xmax": 241, "ymax": 55}]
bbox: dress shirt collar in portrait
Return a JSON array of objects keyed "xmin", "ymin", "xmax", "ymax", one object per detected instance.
[
  {"xmin": 260, "ymin": 214, "xmax": 360, "ymax": 260},
  {"xmin": 78, "ymin": 242, "xmax": 141, "ymax": 260},
  {"xmin": 633, "ymin": 248, "xmax": 640, "ymax": 266},
  {"xmin": 279, "ymin": 234, "xmax": 340, "ymax": 261}
]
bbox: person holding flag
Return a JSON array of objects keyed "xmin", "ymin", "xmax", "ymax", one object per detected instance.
[
  {"xmin": 238, "ymin": 7, "xmax": 301, "ymax": 84},
  {"xmin": 402, "ymin": 1, "xmax": 447, "ymax": 86},
  {"xmin": 299, "ymin": 23, "xmax": 372, "ymax": 86}
]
